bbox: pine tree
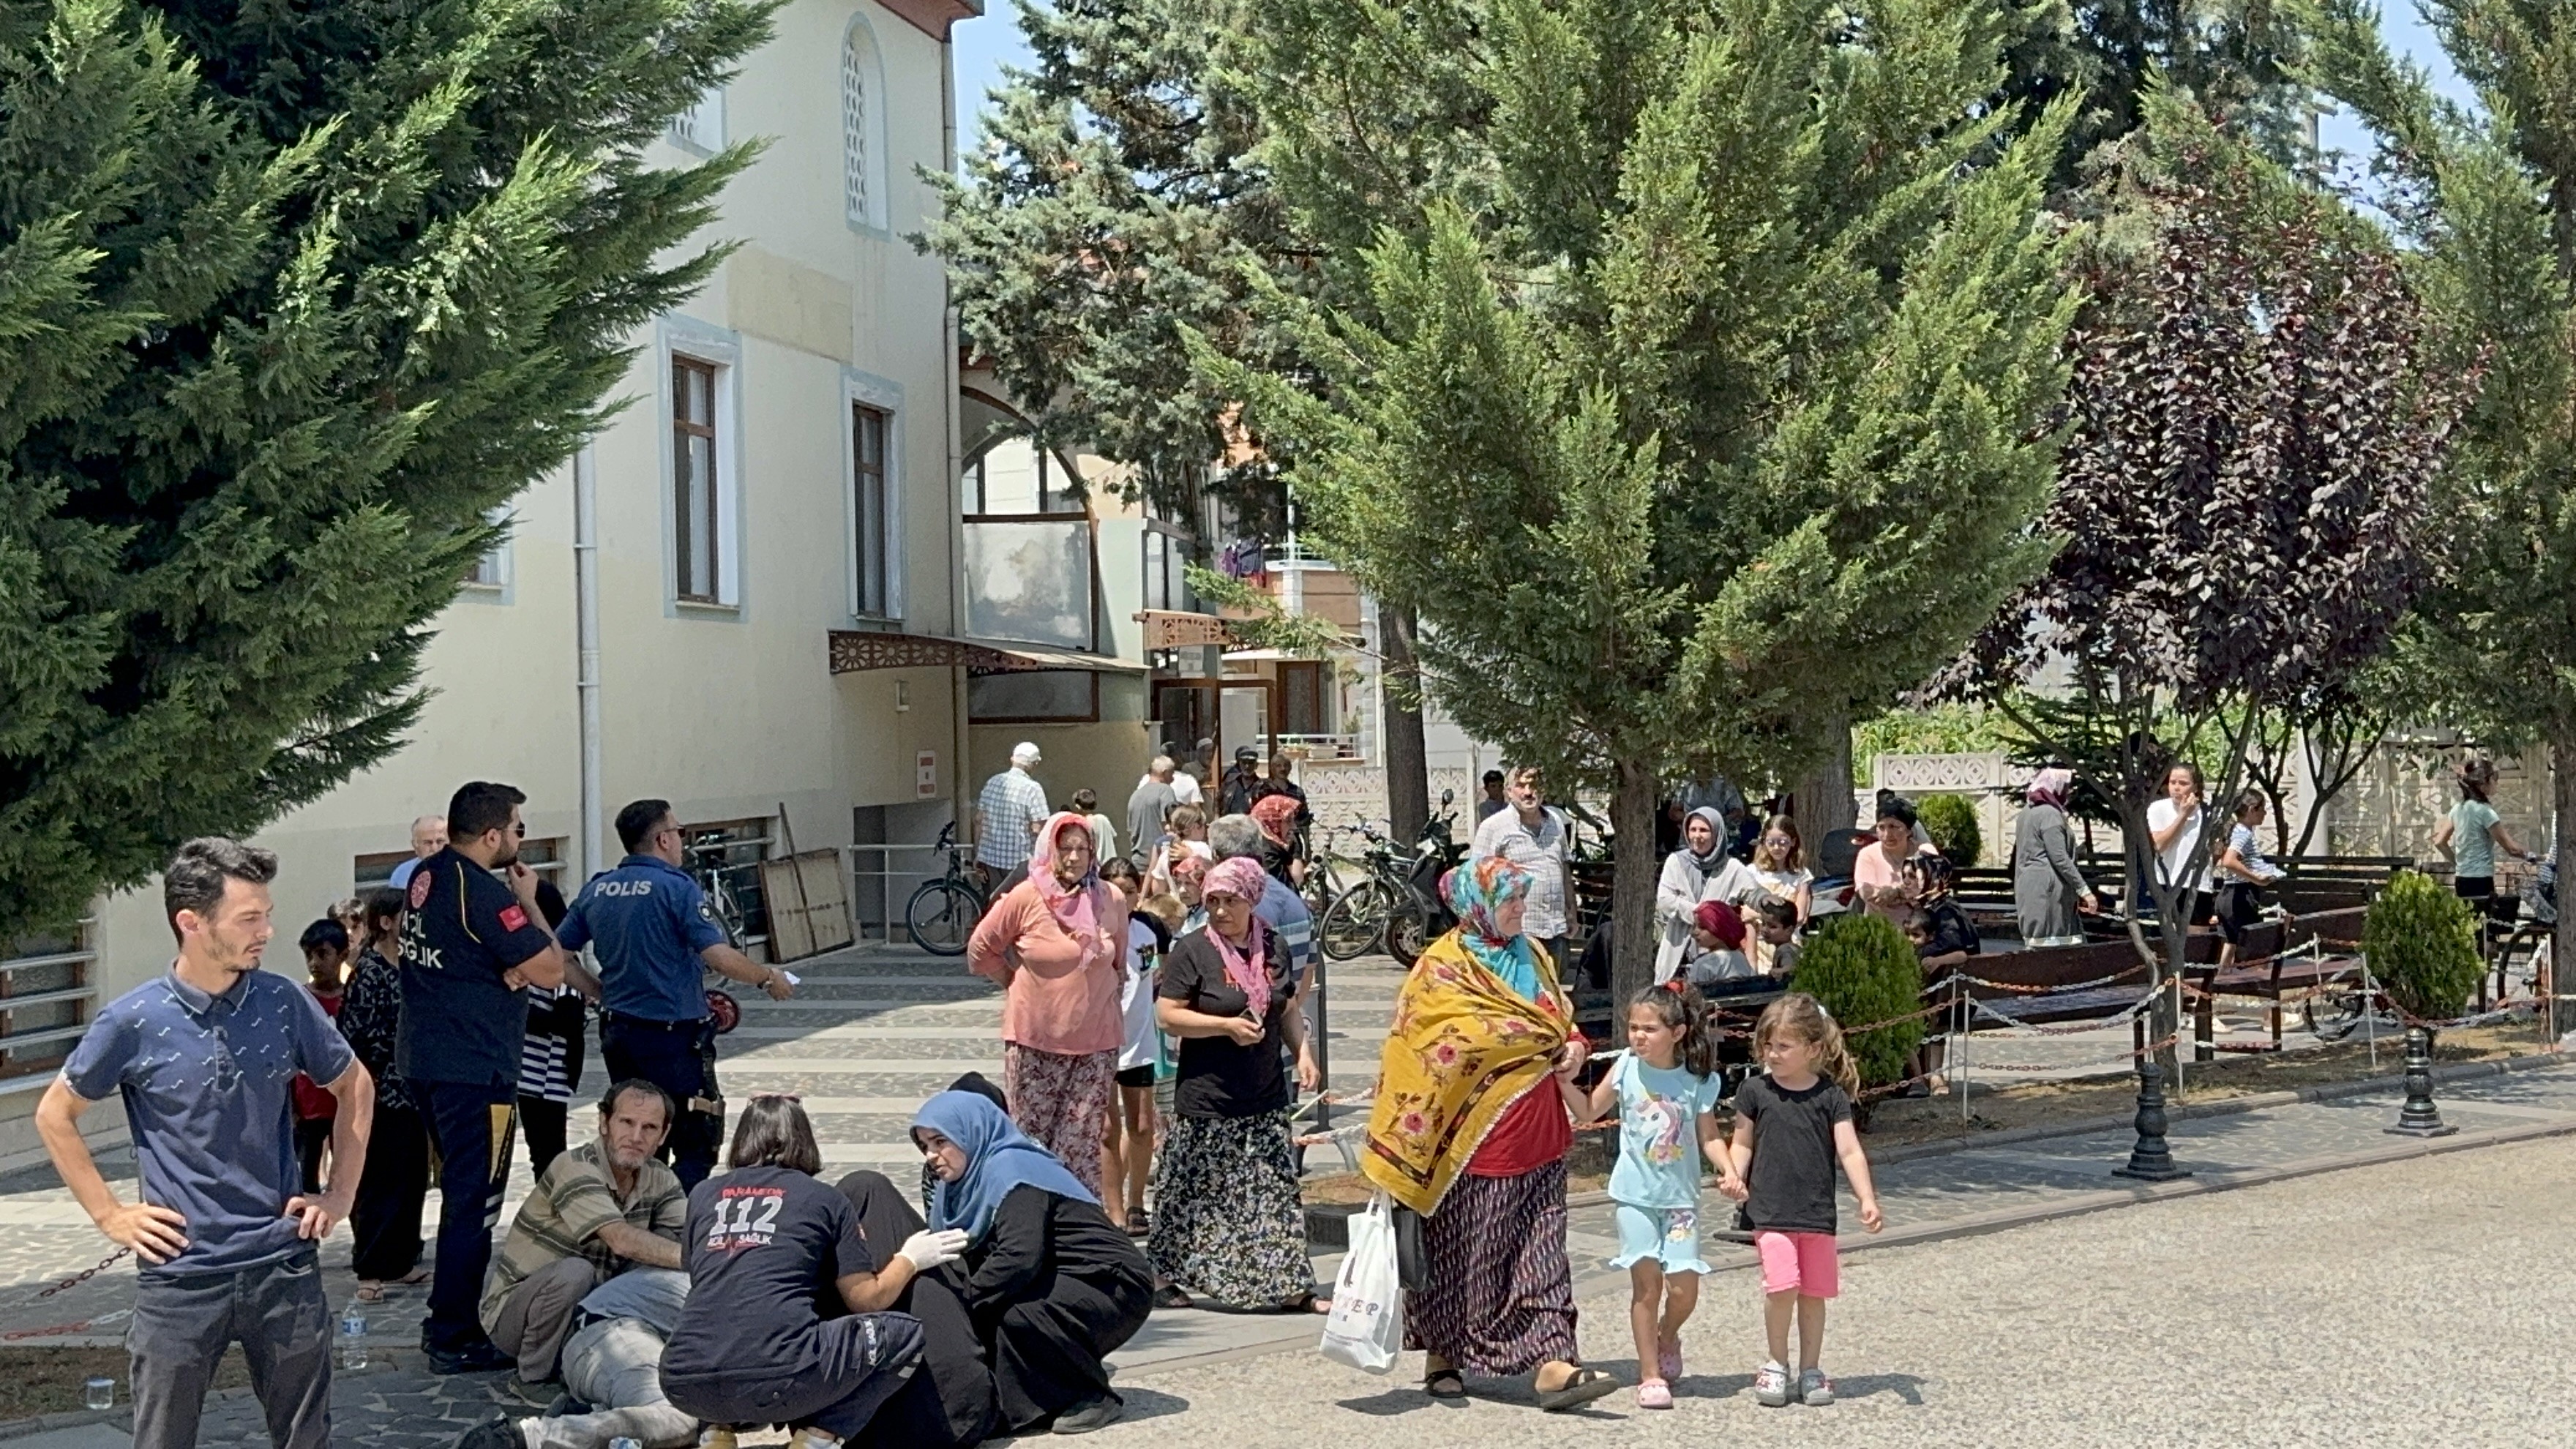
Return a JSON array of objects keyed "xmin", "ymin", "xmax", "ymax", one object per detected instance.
[
  {"xmin": 2002, "ymin": 0, "xmax": 2315, "ymax": 187},
  {"xmin": 2310, "ymin": 0, "xmax": 2576, "ymax": 1028},
  {"xmin": 919, "ymin": 0, "xmax": 1477, "ymax": 836},
  {"xmin": 0, "ymin": 0, "xmax": 768, "ymax": 942},
  {"xmin": 1214, "ymin": 0, "xmax": 2085, "ymax": 1000}
]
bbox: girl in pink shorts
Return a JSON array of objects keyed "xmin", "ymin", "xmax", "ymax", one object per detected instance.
[{"xmin": 1717, "ymin": 992, "xmax": 1883, "ymax": 1408}]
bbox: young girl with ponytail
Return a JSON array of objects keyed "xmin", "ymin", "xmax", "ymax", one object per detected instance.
[
  {"xmin": 1578, "ymin": 981, "xmax": 1729, "ymax": 1408},
  {"xmin": 1718, "ymin": 991, "xmax": 1884, "ymax": 1409}
]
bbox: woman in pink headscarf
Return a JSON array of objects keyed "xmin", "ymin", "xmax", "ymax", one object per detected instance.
[
  {"xmin": 1145, "ymin": 855, "xmax": 1324, "ymax": 1312},
  {"xmin": 967, "ymin": 812, "xmax": 1128, "ymax": 1194},
  {"xmin": 2011, "ymin": 768, "xmax": 2100, "ymax": 946}
]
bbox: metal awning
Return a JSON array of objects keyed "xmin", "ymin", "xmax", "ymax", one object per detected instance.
[{"xmin": 827, "ymin": 630, "xmax": 1147, "ymax": 676}]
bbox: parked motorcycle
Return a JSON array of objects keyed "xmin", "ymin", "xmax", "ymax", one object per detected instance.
[{"xmin": 1384, "ymin": 791, "xmax": 1469, "ymax": 966}]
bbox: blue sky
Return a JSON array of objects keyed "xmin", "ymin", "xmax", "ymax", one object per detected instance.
[{"xmin": 950, "ymin": 4, "xmax": 2470, "ymax": 179}]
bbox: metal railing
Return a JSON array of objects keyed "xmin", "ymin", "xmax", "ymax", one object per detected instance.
[
  {"xmin": 0, "ymin": 929, "xmax": 99, "ymax": 1091},
  {"xmin": 843, "ymin": 842, "xmax": 964, "ymax": 945}
]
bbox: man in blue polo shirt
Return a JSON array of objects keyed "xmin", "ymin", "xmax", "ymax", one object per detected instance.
[
  {"xmin": 37, "ymin": 837, "xmax": 375, "ymax": 1449},
  {"xmin": 557, "ymin": 798, "xmax": 794, "ymax": 1188},
  {"xmin": 402, "ymin": 779, "xmax": 569, "ymax": 1373}
]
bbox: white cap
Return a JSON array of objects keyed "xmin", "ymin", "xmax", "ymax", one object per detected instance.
[{"xmin": 1011, "ymin": 741, "xmax": 1042, "ymax": 766}]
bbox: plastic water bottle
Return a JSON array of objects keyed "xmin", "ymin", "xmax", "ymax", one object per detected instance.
[
  {"xmin": 609, "ymin": 1439, "xmax": 643, "ymax": 1449},
  {"xmin": 337, "ymin": 1306, "xmax": 367, "ymax": 1370}
]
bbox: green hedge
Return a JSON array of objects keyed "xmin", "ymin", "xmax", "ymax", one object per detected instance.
[
  {"xmin": 1920, "ymin": 793, "xmax": 1982, "ymax": 866},
  {"xmin": 2362, "ymin": 869, "xmax": 2482, "ymax": 1022},
  {"xmin": 1791, "ymin": 913, "xmax": 1926, "ymax": 1089}
]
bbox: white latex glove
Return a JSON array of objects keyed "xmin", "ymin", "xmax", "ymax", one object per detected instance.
[{"xmin": 896, "ymin": 1228, "xmax": 970, "ymax": 1272}]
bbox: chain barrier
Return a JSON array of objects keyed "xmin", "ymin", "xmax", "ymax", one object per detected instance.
[{"xmin": 0, "ymin": 1247, "xmax": 137, "ymax": 1341}]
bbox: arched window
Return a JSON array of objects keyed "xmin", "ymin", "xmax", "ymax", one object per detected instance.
[{"xmin": 841, "ymin": 18, "xmax": 886, "ymax": 231}]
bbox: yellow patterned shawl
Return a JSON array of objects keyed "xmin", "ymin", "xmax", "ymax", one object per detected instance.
[{"xmin": 1361, "ymin": 929, "xmax": 1572, "ymax": 1216}]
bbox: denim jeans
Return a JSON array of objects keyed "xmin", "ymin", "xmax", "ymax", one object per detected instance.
[
  {"xmin": 525, "ymin": 1316, "xmax": 699, "ymax": 1449},
  {"xmin": 129, "ymin": 1247, "xmax": 330, "ymax": 1449}
]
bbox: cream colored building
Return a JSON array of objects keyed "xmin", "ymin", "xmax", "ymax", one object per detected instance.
[{"xmin": 1, "ymin": 0, "xmax": 1020, "ymax": 1164}]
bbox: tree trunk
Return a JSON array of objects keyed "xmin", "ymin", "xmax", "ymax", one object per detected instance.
[
  {"xmin": 2554, "ymin": 735, "xmax": 2576, "ymax": 1039},
  {"xmin": 1381, "ymin": 604, "xmax": 1430, "ymax": 843},
  {"xmin": 1792, "ymin": 716, "xmax": 1857, "ymax": 880},
  {"xmin": 1611, "ymin": 755, "xmax": 1661, "ymax": 1005}
]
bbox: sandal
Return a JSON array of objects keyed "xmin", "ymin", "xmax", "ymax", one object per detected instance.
[
  {"xmin": 1150, "ymin": 1284, "xmax": 1194, "ymax": 1311},
  {"xmin": 1272, "ymin": 1292, "xmax": 1329, "ymax": 1314},
  {"xmin": 1535, "ymin": 1366, "xmax": 1620, "ymax": 1412},
  {"xmin": 353, "ymin": 1281, "xmax": 386, "ymax": 1303},
  {"xmin": 1423, "ymin": 1368, "xmax": 1467, "ymax": 1400},
  {"xmin": 1125, "ymin": 1206, "xmax": 1150, "ymax": 1237}
]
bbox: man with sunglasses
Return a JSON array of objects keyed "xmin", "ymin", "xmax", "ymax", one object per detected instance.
[
  {"xmin": 402, "ymin": 780, "xmax": 571, "ymax": 1374},
  {"xmin": 555, "ymin": 799, "xmax": 793, "ymax": 1193}
]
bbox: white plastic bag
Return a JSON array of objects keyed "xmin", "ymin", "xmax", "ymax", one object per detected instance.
[{"xmin": 1318, "ymin": 1191, "xmax": 1404, "ymax": 1374}]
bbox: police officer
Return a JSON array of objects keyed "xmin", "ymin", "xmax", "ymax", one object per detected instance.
[
  {"xmin": 555, "ymin": 799, "xmax": 794, "ymax": 1189},
  {"xmin": 401, "ymin": 780, "xmax": 569, "ymax": 1374}
]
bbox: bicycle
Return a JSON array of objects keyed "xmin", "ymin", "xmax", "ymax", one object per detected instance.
[
  {"xmin": 683, "ymin": 836, "xmax": 750, "ymax": 1031},
  {"xmin": 1299, "ymin": 824, "xmax": 1356, "ymax": 919},
  {"xmin": 1317, "ymin": 825, "xmax": 1406, "ymax": 962},
  {"xmin": 906, "ymin": 822, "xmax": 987, "ymax": 956}
]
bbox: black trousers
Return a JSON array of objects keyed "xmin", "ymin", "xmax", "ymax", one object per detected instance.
[
  {"xmin": 835, "ymin": 1171, "xmax": 997, "ymax": 1448},
  {"xmin": 419, "ymin": 1082, "xmax": 515, "ymax": 1352},
  {"xmin": 349, "ymin": 1101, "xmax": 430, "ymax": 1281},
  {"xmin": 293, "ymin": 1118, "xmax": 332, "ymax": 1195},
  {"xmin": 601, "ymin": 1015, "xmax": 720, "ymax": 1189},
  {"xmin": 129, "ymin": 1249, "xmax": 329, "ymax": 1449},
  {"xmin": 517, "ymin": 1096, "xmax": 569, "ymax": 1182}
]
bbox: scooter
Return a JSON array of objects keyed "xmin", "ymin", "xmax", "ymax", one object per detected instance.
[{"xmin": 1384, "ymin": 791, "xmax": 1469, "ymax": 966}]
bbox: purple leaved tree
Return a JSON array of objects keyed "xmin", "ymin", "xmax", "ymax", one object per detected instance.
[{"xmin": 1947, "ymin": 131, "xmax": 2473, "ymax": 1082}]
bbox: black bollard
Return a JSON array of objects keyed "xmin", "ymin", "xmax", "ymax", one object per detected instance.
[
  {"xmin": 2386, "ymin": 1025, "xmax": 2457, "ymax": 1138},
  {"xmin": 2112, "ymin": 1060, "xmax": 2191, "ymax": 1180}
]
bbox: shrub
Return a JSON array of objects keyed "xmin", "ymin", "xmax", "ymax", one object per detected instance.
[
  {"xmin": 1919, "ymin": 793, "xmax": 1983, "ymax": 866},
  {"xmin": 2362, "ymin": 869, "xmax": 2482, "ymax": 1022},
  {"xmin": 1790, "ymin": 913, "xmax": 1926, "ymax": 1090}
]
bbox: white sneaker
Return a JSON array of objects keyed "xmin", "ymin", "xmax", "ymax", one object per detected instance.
[
  {"xmin": 1753, "ymin": 1360, "xmax": 1792, "ymax": 1407},
  {"xmin": 1797, "ymin": 1367, "xmax": 1834, "ymax": 1406}
]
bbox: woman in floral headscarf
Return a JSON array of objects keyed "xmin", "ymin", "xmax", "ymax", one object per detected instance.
[
  {"xmin": 1145, "ymin": 855, "xmax": 1324, "ymax": 1311},
  {"xmin": 1361, "ymin": 858, "xmax": 1619, "ymax": 1411},
  {"xmin": 2012, "ymin": 768, "xmax": 2100, "ymax": 946},
  {"xmin": 967, "ymin": 813, "xmax": 1128, "ymax": 1195},
  {"xmin": 1249, "ymin": 791, "xmax": 1306, "ymax": 888}
]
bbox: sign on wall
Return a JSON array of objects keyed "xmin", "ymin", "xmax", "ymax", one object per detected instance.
[{"xmin": 917, "ymin": 750, "xmax": 938, "ymax": 798}]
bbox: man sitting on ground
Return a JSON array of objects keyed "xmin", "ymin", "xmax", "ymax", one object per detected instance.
[
  {"xmin": 457, "ymin": 1268, "xmax": 697, "ymax": 1449},
  {"xmin": 481, "ymin": 1080, "xmax": 686, "ymax": 1388}
]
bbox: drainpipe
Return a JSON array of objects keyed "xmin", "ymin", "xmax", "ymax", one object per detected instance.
[
  {"xmin": 574, "ymin": 443, "xmax": 604, "ymax": 877},
  {"xmin": 943, "ymin": 30, "xmax": 973, "ymax": 820}
]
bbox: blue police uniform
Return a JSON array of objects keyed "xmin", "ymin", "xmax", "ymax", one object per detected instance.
[
  {"xmin": 399, "ymin": 847, "xmax": 553, "ymax": 1358},
  {"xmin": 558, "ymin": 855, "xmax": 733, "ymax": 1188}
]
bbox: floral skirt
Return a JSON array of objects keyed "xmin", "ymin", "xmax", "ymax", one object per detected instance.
[
  {"xmin": 1147, "ymin": 1109, "xmax": 1312, "ymax": 1306},
  {"xmin": 1407, "ymin": 1158, "xmax": 1578, "ymax": 1375},
  {"xmin": 1003, "ymin": 1044, "xmax": 1116, "ymax": 1199}
]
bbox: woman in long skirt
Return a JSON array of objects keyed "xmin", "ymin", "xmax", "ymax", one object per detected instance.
[
  {"xmin": 967, "ymin": 813, "xmax": 1127, "ymax": 1196},
  {"xmin": 1147, "ymin": 856, "xmax": 1324, "ymax": 1310},
  {"xmin": 1361, "ymin": 858, "xmax": 1617, "ymax": 1410}
]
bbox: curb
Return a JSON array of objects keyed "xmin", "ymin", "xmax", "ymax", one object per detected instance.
[{"xmin": 1145, "ymin": 1055, "xmax": 2576, "ymax": 1382}]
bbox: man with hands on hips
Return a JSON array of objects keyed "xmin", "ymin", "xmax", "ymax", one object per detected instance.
[{"xmin": 38, "ymin": 836, "xmax": 375, "ymax": 1449}]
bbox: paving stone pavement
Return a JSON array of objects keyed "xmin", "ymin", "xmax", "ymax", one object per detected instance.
[{"xmin": 2, "ymin": 937, "xmax": 2570, "ymax": 1444}]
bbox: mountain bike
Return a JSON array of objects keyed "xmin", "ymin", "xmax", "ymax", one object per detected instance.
[
  {"xmin": 1318, "ymin": 825, "xmax": 1406, "ymax": 962},
  {"xmin": 906, "ymin": 822, "xmax": 986, "ymax": 956}
]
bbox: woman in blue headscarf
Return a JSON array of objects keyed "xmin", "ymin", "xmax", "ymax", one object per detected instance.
[{"xmin": 910, "ymin": 1090, "xmax": 1152, "ymax": 1436}]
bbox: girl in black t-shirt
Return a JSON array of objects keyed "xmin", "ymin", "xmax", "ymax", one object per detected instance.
[{"xmin": 1717, "ymin": 993, "xmax": 1883, "ymax": 1412}]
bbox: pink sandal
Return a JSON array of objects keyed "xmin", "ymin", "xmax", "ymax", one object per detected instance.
[{"xmin": 1636, "ymin": 1379, "xmax": 1673, "ymax": 1409}]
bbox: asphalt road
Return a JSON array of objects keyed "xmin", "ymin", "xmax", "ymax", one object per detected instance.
[{"xmin": 1098, "ymin": 1137, "xmax": 2576, "ymax": 1448}]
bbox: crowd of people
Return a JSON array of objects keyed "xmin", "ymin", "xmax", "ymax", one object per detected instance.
[{"xmin": 65, "ymin": 739, "xmax": 2553, "ymax": 1447}]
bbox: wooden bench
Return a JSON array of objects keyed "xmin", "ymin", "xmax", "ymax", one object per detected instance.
[{"xmin": 2179, "ymin": 906, "xmax": 2368, "ymax": 1056}]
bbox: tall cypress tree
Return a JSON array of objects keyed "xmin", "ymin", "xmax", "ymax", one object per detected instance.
[
  {"xmin": 2310, "ymin": 0, "xmax": 2576, "ymax": 1026},
  {"xmin": 0, "ymin": 0, "xmax": 769, "ymax": 942},
  {"xmin": 1215, "ymin": 0, "xmax": 2084, "ymax": 999}
]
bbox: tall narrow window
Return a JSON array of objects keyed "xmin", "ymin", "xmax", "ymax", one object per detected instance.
[
  {"xmin": 674, "ymin": 357, "xmax": 720, "ymax": 602},
  {"xmin": 853, "ymin": 402, "xmax": 890, "ymax": 615},
  {"xmin": 841, "ymin": 31, "xmax": 873, "ymax": 227}
]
